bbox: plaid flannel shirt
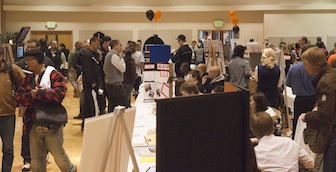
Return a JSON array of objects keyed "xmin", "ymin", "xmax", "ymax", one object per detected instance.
[{"xmin": 16, "ymin": 69, "xmax": 66, "ymax": 132}]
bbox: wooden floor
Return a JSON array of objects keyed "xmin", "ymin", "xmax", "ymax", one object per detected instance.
[{"xmin": 2, "ymin": 84, "xmax": 84, "ymax": 171}]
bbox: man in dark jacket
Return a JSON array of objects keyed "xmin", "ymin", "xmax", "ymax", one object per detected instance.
[
  {"xmin": 45, "ymin": 40, "xmax": 66, "ymax": 72},
  {"xmin": 170, "ymin": 34, "xmax": 192, "ymax": 77},
  {"xmin": 123, "ymin": 41, "xmax": 137, "ymax": 107},
  {"xmin": 204, "ymin": 66, "xmax": 226, "ymax": 93},
  {"xmin": 72, "ymin": 39, "xmax": 89, "ymax": 120},
  {"xmin": 81, "ymin": 37, "xmax": 103, "ymax": 130},
  {"xmin": 60, "ymin": 43, "xmax": 70, "ymax": 61}
]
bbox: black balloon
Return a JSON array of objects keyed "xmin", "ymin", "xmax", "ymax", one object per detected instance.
[
  {"xmin": 146, "ymin": 10, "xmax": 154, "ymax": 21},
  {"xmin": 233, "ymin": 26, "xmax": 240, "ymax": 34}
]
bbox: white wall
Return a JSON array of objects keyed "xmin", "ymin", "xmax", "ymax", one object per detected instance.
[
  {"xmin": 264, "ymin": 12, "xmax": 336, "ymax": 50},
  {"xmin": 5, "ymin": 11, "xmax": 263, "ymax": 48},
  {"xmin": 6, "ymin": 9, "xmax": 336, "ymax": 51}
]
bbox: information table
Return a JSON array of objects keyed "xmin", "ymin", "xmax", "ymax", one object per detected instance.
[{"xmin": 128, "ymin": 85, "xmax": 157, "ymax": 172}]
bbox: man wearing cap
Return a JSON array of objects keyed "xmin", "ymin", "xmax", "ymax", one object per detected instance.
[
  {"xmin": 171, "ymin": 34, "xmax": 193, "ymax": 77},
  {"xmin": 16, "ymin": 49, "xmax": 76, "ymax": 171}
]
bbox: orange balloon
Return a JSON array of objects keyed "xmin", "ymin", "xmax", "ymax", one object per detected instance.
[
  {"xmin": 154, "ymin": 10, "xmax": 162, "ymax": 21},
  {"xmin": 232, "ymin": 17, "xmax": 239, "ymax": 26},
  {"xmin": 229, "ymin": 10, "xmax": 236, "ymax": 18}
]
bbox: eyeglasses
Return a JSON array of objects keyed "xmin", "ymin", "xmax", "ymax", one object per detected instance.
[{"xmin": 26, "ymin": 57, "xmax": 37, "ymax": 62}]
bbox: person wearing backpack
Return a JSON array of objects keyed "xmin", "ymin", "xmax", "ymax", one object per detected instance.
[{"xmin": 0, "ymin": 47, "xmax": 25, "ymax": 172}]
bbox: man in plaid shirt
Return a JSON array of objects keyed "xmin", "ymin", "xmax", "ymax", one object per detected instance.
[{"xmin": 16, "ymin": 49, "xmax": 76, "ymax": 172}]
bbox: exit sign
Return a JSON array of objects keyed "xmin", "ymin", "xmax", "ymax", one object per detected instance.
[
  {"xmin": 213, "ymin": 20, "xmax": 224, "ymax": 28},
  {"xmin": 46, "ymin": 21, "xmax": 56, "ymax": 28}
]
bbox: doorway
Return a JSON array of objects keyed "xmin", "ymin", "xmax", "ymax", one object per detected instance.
[
  {"xmin": 198, "ymin": 30, "xmax": 233, "ymax": 44},
  {"xmin": 30, "ymin": 31, "xmax": 73, "ymax": 50}
]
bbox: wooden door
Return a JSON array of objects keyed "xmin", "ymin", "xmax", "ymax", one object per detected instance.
[{"xmin": 30, "ymin": 31, "xmax": 73, "ymax": 50}]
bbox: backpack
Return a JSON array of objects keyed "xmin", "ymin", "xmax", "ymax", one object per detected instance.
[{"xmin": 7, "ymin": 63, "xmax": 17, "ymax": 91}]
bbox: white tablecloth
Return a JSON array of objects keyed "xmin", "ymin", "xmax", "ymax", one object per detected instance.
[
  {"xmin": 128, "ymin": 85, "xmax": 156, "ymax": 172},
  {"xmin": 283, "ymin": 86, "xmax": 296, "ymax": 112},
  {"xmin": 294, "ymin": 114, "xmax": 316, "ymax": 164}
]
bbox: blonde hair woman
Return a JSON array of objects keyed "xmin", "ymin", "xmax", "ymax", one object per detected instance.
[
  {"xmin": 260, "ymin": 48, "xmax": 277, "ymax": 69},
  {"xmin": 254, "ymin": 48, "xmax": 281, "ymax": 108}
]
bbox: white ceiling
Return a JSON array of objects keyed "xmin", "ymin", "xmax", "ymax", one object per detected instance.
[{"xmin": 4, "ymin": 0, "xmax": 336, "ymax": 12}]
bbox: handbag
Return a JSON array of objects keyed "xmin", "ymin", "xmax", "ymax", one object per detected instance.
[
  {"xmin": 303, "ymin": 122, "xmax": 333, "ymax": 154},
  {"xmin": 35, "ymin": 103, "xmax": 68, "ymax": 126}
]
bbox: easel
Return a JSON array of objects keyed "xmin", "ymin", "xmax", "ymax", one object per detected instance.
[
  {"xmin": 1, "ymin": 43, "xmax": 14, "ymax": 63},
  {"xmin": 100, "ymin": 106, "xmax": 139, "ymax": 172},
  {"xmin": 205, "ymin": 40, "xmax": 226, "ymax": 75},
  {"xmin": 205, "ymin": 41, "xmax": 219, "ymax": 68}
]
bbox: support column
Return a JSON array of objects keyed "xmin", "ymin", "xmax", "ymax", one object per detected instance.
[{"xmin": 0, "ymin": 0, "xmax": 4, "ymax": 34}]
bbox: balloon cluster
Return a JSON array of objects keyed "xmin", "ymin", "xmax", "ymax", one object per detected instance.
[
  {"xmin": 229, "ymin": 10, "xmax": 240, "ymax": 34},
  {"xmin": 146, "ymin": 10, "xmax": 162, "ymax": 22}
]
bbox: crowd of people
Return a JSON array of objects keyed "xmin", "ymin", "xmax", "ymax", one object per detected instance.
[
  {"xmin": 1, "ymin": 33, "xmax": 336, "ymax": 171},
  {"xmin": 171, "ymin": 35, "xmax": 336, "ymax": 171},
  {"xmin": 0, "ymin": 35, "xmax": 147, "ymax": 171}
]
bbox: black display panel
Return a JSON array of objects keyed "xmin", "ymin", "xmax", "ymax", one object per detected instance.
[
  {"xmin": 16, "ymin": 27, "xmax": 31, "ymax": 43},
  {"xmin": 156, "ymin": 84, "xmax": 251, "ymax": 172}
]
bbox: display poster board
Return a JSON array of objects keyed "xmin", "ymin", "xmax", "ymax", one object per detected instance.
[
  {"xmin": 245, "ymin": 44, "xmax": 266, "ymax": 58},
  {"xmin": 156, "ymin": 82, "xmax": 252, "ymax": 172},
  {"xmin": 80, "ymin": 108, "xmax": 136, "ymax": 172},
  {"xmin": 142, "ymin": 63, "xmax": 171, "ymax": 102},
  {"xmin": 1, "ymin": 43, "xmax": 14, "ymax": 63},
  {"xmin": 149, "ymin": 45, "xmax": 171, "ymax": 63},
  {"xmin": 203, "ymin": 40, "xmax": 224, "ymax": 58}
]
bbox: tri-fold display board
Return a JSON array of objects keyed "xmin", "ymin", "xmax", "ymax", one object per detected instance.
[
  {"xmin": 156, "ymin": 82, "xmax": 253, "ymax": 172},
  {"xmin": 142, "ymin": 63, "xmax": 173, "ymax": 102}
]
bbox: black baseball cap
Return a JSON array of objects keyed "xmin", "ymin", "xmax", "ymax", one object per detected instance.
[{"xmin": 176, "ymin": 34, "xmax": 186, "ymax": 41}]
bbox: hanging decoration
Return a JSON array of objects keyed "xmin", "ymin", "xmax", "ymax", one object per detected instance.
[
  {"xmin": 154, "ymin": 10, "xmax": 162, "ymax": 21},
  {"xmin": 233, "ymin": 26, "xmax": 240, "ymax": 34},
  {"xmin": 231, "ymin": 17, "xmax": 239, "ymax": 26},
  {"xmin": 229, "ymin": 10, "xmax": 236, "ymax": 19},
  {"xmin": 146, "ymin": 10, "xmax": 154, "ymax": 21},
  {"xmin": 229, "ymin": 10, "xmax": 240, "ymax": 34}
]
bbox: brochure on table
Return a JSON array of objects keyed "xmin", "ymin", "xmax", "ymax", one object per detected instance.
[
  {"xmin": 127, "ymin": 86, "xmax": 157, "ymax": 172},
  {"xmin": 142, "ymin": 63, "xmax": 171, "ymax": 102}
]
